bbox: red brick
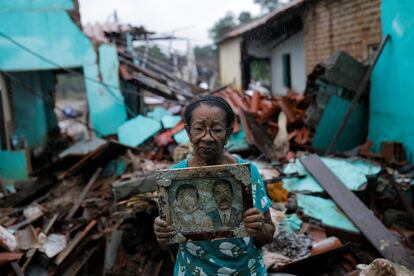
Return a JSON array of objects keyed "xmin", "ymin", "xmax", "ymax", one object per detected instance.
[{"xmin": 304, "ymin": 0, "xmax": 381, "ymax": 73}]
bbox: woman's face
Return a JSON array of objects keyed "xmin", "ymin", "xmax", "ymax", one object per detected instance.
[
  {"xmin": 177, "ymin": 187, "xmax": 199, "ymax": 213},
  {"xmin": 187, "ymin": 104, "xmax": 230, "ymax": 162}
]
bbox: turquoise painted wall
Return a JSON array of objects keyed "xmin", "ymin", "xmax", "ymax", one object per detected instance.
[
  {"xmin": 0, "ymin": 0, "xmax": 73, "ymax": 11},
  {"xmin": 0, "ymin": 150, "xmax": 30, "ymax": 183},
  {"xmin": 9, "ymin": 72, "xmax": 49, "ymax": 148},
  {"xmin": 369, "ymin": 0, "xmax": 414, "ymax": 161},
  {"xmin": 84, "ymin": 44, "xmax": 127, "ymax": 136},
  {"xmin": 0, "ymin": 4, "xmax": 95, "ymax": 71},
  {"xmin": 39, "ymin": 71, "xmax": 59, "ymax": 132},
  {"xmin": 8, "ymin": 71, "xmax": 57, "ymax": 149},
  {"xmin": 312, "ymin": 96, "xmax": 368, "ymax": 152},
  {"xmin": 0, "ymin": 0, "xmax": 127, "ymax": 138}
]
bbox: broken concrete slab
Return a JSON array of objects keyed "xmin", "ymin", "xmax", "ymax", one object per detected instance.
[
  {"xmin": 147, "ymin": 106, "xmax": 172, "ymax": 122},
  {"xmin": 297, "ymin": 194, "xmax": 359, "ymax": 233},
  {"xmin": 0, "ymin": 224, "xmax": 17, "ymax": 251},
  {"xmin": 117, "ymin": 115, "xmax": 162, "ymax": 147},
  {"xmin": 112, "ymin": 173, "xmax": 156, "ymax": 201},
  {"xmin": 161, "ymin": 115, "xmax": 181, "ymax": 129},
  {"xmin": 15, "ymin": 226, "xmax": 35, "ymax": 251},
  {"xmin": 40, "ymin": 234, "xmax": 67, "ymax": 258},
  {"xmin": 58, "ymin": 138, "xmax": 107, "ymax": 159},
  {"xmin": 173, "ymin": 129, "xmax": 190, "ymax": 145},
  {"xmin": 301, "ymin": 154, "xmax": 414, "ymax": 269},
  {"xmin": 283, "ymin": 157, "xmax": 381, "ymax": 193},
  {"xmin": 312, "ymin": 96, "xmax": 368, "ymax": 152}
]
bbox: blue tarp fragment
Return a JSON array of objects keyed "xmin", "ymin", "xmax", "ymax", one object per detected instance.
[
  {"xmin": 117, "ymin": 115, "xmax": 162, "ymax": 147},
  {"xmin": 283, "ymin": 157, "xmax": 381, "ymax": 192},
  {"xmin": 297, "ymin": 194, "xmax": 359, "ymax": 233}
]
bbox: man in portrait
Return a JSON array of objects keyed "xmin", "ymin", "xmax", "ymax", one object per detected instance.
[
  {"xmin": 208, "ymin": 179, "xmax": 242, "ymax": 228},
  {"xmin": 173, "ymin": 184, "xmax": 212, "ymax": 231}
]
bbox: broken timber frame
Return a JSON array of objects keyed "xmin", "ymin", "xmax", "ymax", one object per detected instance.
[{"xmin": 300, "ymin": 154, "xmax": 414, "ymax": 269}]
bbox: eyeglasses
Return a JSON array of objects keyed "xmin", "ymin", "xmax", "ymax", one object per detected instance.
[{"xmin": 188, "ymin": 125, "xmax": 231, "ymax": 140}]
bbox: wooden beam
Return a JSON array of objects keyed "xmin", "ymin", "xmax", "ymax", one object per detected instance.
[
  {"xmin": 66, "ymin": 168, "xmax": 102, "ymax": 220},
  {"xmin": 55, "ymin": 220, "xmax": 97, "ymax": 266},
  {"xmin": 300, "ymin": 154, "xmax": 414, "ymax": 268}
]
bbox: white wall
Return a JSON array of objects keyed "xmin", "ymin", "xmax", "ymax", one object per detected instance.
[
  {"xmin": 271, "ymin": 31, "xmax": 306, "ymax": 95},
  {"xmin": 219, "ymin": 37, "xmax": 243, "ymax": 90}
]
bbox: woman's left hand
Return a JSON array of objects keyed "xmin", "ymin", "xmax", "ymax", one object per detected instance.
[{"xmin": 243, "ymin": 208, "xmax": 265, "ymax": 236}]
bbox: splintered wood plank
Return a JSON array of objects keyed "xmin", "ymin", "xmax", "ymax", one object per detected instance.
[
  {"xmin": 300, "ymin": 154, "xmax": 414, "ymax": 269},
  {"xmin": 61, "ymin": 243, "xmax": 100, "ymax": 276}
]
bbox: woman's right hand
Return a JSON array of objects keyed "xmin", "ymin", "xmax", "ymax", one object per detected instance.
[{"xmin": 154, "ymin": 216, "xmax": 175, "ymax": 248}]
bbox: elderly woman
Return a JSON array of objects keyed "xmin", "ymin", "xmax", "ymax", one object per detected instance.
[{"xmin": 154, "ymin": 95, "xmax": 275, "ymax": 275}]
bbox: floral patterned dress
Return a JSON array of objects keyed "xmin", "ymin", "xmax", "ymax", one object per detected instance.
[{"xmin": 171, "ymin": 157, "xmax": 272, "ymax": 276}]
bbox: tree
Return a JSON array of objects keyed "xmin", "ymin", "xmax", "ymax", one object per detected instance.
[
  {"xmin": 254, "ymin": 0, "xmax": 290, "ymax": 13},
  {"xmin": 209, "ymin": 12, "xmax": 237, "ymax": 42},
  {"xmin": 238, "ymin": 11, "xmax": 253, "ymax": 25}
]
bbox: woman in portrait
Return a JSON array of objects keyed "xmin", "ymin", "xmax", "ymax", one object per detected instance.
[
  {"xmin": 154, "ymin": 95, "xmax": 275, "ymax": 275},
  {"xmin": 173, "ymin": 184, "xmax": 213, "ymax": 231}
]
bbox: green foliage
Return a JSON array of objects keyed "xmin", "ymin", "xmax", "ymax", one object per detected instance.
[
  {"xmin": 209, "ymin": 12, "xmax": 237, "ymax": 42},
  {"xmin": 209, "ymin": 11, "xmax": 255, "ymax": 42},
  {"xmin": 238, "ymin": 11, "xmax": 253, "ymax": 25},
  {"xmin": 250, "ymin": 59, "xmax": 270, "ymax": 84},
  {"xmin": 254, "ymin": 0, "xmax": 288, "ymax": 13}
]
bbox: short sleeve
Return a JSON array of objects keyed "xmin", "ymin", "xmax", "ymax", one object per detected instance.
[
  {"xmin": 170, "ymin": 159, "xmax": 188, "ymax": 169},
  {"xmin": 249, "ymin": 162, "xmax": 272, "ymax": 213}
]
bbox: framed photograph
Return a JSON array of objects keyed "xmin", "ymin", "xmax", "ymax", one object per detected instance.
[{"xmin": 156, "ymin": 163, "xmax": 253, "ymax": 244}]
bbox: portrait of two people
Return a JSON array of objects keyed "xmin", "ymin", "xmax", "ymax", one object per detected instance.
[{"xmin": 173, "ymin": 179, "xmax": 243, "ymax": 231}]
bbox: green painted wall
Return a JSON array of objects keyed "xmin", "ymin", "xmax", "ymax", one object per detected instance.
[
  {"xmin": 312, "ymin": 96, "xmax": 368, "ymax": 152},
  {"xmin": 9, "ymin": 72, "xmax": 50, "ymax": 148},
  {"xmin": 0, "ymin": 0, "xmax": 73, "ymax": 11},
  {"xmin": 0, "ymin": 150, "xmax": 30, "ymax": 183},
  {"xmin": 84, "ymin": 45, "xmax": 127, "ymax": 136},
  {"xmin": 369, "ymin": 0, "xmax": 414, "ymax": 161},
  {"xmin": 0, "ymin": 0, "xmax": 127, "ymax": 139},
  {"xmin": 0, "ymin": 6, "xmax": 95, "ymax": 71}
]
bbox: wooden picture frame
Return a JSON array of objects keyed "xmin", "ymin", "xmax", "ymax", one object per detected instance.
[{"xmin": 156, "ymin": 163, "xmax": 253, "ymax": 244}]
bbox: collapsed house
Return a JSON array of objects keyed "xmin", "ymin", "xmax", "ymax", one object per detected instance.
[
  {"xmin": 217, "ymin": 0, "xmax": 382, "ymax": 94},
  {"xmin": 1, "ymin": 0, "xmax": 414, "ymax": 275}
]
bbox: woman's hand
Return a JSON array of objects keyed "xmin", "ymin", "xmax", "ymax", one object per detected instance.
[
  {"xmin": 243, "ymin": 208, "xmax": 275, "ymax": 246},
  {"xmin": 154, "ymin": 216, "xmax": 175, "ymax": 248},
  {"xmin": 244, "ymin": 208, "xmax": 265, "ymax": 236}
]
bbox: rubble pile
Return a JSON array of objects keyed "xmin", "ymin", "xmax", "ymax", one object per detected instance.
[
  {"xmin": 0, "ymin": 144, "xmax": 173, "ymax": 275},
  {"xmin": 256, "ymin": 153, "xmax": 414, "ymax": 274},
  {"xmin": 214, "ymin": 87, "xmax": 310, "ymax": 161},
  {"xmin": 1, "ymin": 49, "xmax": 414, "ymax": 275}
]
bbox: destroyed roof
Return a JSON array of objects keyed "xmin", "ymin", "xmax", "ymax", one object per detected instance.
[
  {"xmin": 83, "ymin": 22, "xmax": 155, "ymax": 43},
  {"xmin": 217, "ymin": 0, "xmax": 310, "ymax": 44}
]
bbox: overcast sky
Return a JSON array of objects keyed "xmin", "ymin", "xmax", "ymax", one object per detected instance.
[{"xmin": 79, "ymin": 0, "xmax": 261, "ymax": 53}]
